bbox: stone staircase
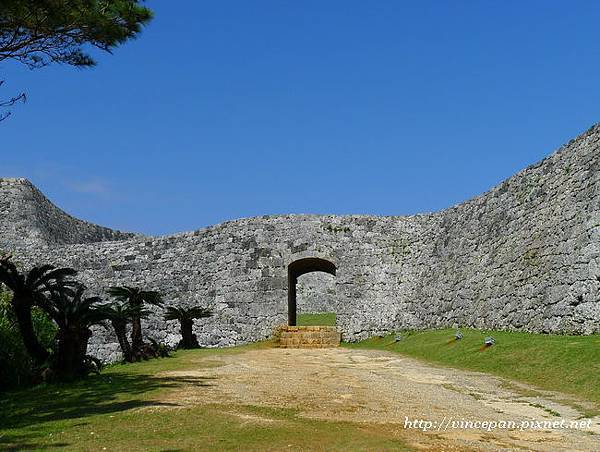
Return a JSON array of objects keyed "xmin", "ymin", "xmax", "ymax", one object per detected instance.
[{"xmin": 275, "ymin": 325, "xmax": 341, "ymax": 348}]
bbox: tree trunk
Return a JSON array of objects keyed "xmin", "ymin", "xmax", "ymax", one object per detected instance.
[
  {"xmin": 12, "ymin": 295, "xmax": 50, "ymax": 365},
  {"xmin": 54, "ymin": 327, "xmax": 91, "ymax": 381},
  {"xmin": 130, "ymin": 315, "xmax": 144, "ymax": 358},
  {"xmin": 111, "ymin": 319, "xmax": 133, "ymax": 362},
  {"xmin": 180, "ymin": 319, "xmax": 198, "ymax": 349}
]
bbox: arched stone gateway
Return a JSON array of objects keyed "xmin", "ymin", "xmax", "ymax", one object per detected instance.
[
  {"xmin": 1, "ymin": 124, "xmax": 600, "ymax": 361},
  {"xmin": 287, "ymin": 258, "xmax": 336, "ymax": 325}
]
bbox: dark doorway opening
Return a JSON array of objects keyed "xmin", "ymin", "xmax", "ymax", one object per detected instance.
[{"xmin": 288, "ymin": 258, "xmax": 336, "ymax": 326}]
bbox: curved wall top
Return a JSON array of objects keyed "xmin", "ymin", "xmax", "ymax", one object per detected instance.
[
  {"xmin": 0, "ymin": 178, "xmax": 137, "ymax": 248},
  {"xmin": 1, "ymin": 124, "xmax": 599, "ymax": 361}
]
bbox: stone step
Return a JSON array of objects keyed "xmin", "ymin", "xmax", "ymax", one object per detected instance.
[{"xmin": 274, "ymin": 325, "xmax": 341, "ymax": 348}]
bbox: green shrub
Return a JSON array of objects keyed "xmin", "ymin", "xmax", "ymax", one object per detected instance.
[{"xmin": 0, "ymin": 288, "xmax": 57, "ymax": 390}]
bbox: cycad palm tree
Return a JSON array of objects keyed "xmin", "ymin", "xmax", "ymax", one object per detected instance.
[
  {"xmin": 164, "ymin": 306, "xmax": 212, "ymax": 349},
  {"xmin": 45, "ymin": 284, "xmax": 106, "ymax": 379},
  {"xmin": 107, "ymin": 286, "xmax": 162, "ymax": 357},
  {"xmin": 98, "ymin": 302, "xmax": 150, "ymax": 362},
  {"xmin": 0, "ymin": 256, "xmax": 76, "ymax": 365}
]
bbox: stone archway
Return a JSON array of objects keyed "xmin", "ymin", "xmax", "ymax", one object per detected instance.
[{"xmin": 287, "ymin": 257, "xmax": 336, "ymax": 325}]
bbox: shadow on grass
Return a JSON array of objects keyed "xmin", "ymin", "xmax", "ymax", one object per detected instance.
[{"xmin": 0, "ymin": 372, "xmax": 215, "ymax": 449}]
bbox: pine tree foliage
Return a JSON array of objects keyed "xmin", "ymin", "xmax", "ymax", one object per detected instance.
[{"xmin": 0, "ymin": 0, "xmax": 153, "ymax": 68}]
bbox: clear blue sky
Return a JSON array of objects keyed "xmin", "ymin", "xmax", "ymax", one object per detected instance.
[{"xmin": 2, "ymin": 1, "xmax": 599, "ymax": 235}]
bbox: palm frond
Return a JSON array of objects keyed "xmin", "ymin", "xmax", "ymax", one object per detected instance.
[
  {"xmin": 163, "ymin": 306, "xmax": 185, "ymax": 321},
  {"xmin": 25, "ymin": 264, "xmax": 55, "ymax": 288},
  {"xmin": 108, "ymin": 286, "xmax": 162, "ymax": 307},
  {"xmin": 140, "ymin": 290, "xmax": 162, "ymax": 306},
  {"xmin": 164, "ymin": 305, "xmax": 212, "ymax": 321},
  {"xmin": 46, "ymin": 284, "xmax": 106, "ymax": 328},
  {"xmin": 0, "ymin": 257, "xmax": 24, "ymax": 292},
  {"xmin": 107, "ymin": 286, "xmax": 136, "ymax": 301},
  {"xmin": 187, "ymin": 306, "xmax": 212, "ymax": 320},
  {"xmin": 97, "ymin": 301, "xmax": 151, "ymax": 321},
  {"xmin": 35, "ymin": 267, "xmax": 78, "ymax": 290}
]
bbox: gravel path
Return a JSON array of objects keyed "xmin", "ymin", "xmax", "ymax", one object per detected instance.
[{"xmin": 159, "ymin": 347, "xmax": 599, "ymax": 451}]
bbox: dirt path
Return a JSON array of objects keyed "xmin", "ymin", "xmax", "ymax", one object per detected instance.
[{"xmin": 158, "ymin": 347, "xmax": 599, "ymax": 451}]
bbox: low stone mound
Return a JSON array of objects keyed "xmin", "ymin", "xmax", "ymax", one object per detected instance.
[{"xmin": 276, "ymin": 326, "xmax": 341, "ymax": 348}]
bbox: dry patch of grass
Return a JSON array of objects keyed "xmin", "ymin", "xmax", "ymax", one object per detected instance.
[{"xmin": 0, "ymin": 343, "xmax": 409, "ymax": 451}]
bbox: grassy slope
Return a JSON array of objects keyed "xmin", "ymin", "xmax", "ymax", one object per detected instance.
[
  {"xmin": 0, "ymin": 342, "xmax": 407, "ymax": 451},
  {"xmin": 297, "ymin": 312, "xmax": 336, "ymax": 326},
  {"xmin": 345, "ymin": 329, "xmax": 600, "ymax": 409}
]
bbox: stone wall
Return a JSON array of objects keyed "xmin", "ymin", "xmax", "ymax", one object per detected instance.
[
  {"xmin": 297, "ymin": 272, "xmax": 337, "ymax": 313},
  {"xmin": 10, "ymin": 213, "xmax": 424, "ymax": 361},
  {"xmin": 0, "ymin": 178, "xmax": 137, "ymax": 249},
  {"xmin": 1, "ymin": 124, "xmax": 599, "ymax": 362},
  {"xmin": 417, "ymin": 126, "xmax": 600, "ymax": 335}
]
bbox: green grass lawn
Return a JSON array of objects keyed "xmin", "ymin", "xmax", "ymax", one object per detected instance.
[
  {"xmin": 345, "ymin": 329, "xmax": 600, "ymax": 413},
  {"xmin": 0, "ymin": 341, "xmax": 407, "ymax": 451},
  {"xmin": 297, "ymin": 312, "xmax": 336, "ymax": 326},
  {"xmin": 2, "ymin": 329, "xmax": 598, "ymax": 450}
]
